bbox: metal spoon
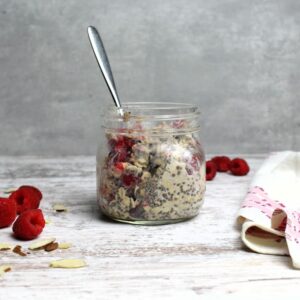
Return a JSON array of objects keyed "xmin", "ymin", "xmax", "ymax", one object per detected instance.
[{"xmin": 87, "ymin": 26, "xmax": 123, "ymax": 115}]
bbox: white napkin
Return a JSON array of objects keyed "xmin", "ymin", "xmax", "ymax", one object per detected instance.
[{"xmin": 238, "ymin": 151, "xmax": 300, "ymax": 268}]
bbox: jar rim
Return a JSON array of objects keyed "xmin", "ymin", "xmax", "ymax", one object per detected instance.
[
  {"xmin": 102, "ymin": 102, "xmax": 201, "ymax": 136},
  {"xmin": 103, "ymin": 102, "xmax": 201, "ymax": 121},
  {"xmin": 122, "ymin": 101, "xmax": 199, "ymax": 109}
]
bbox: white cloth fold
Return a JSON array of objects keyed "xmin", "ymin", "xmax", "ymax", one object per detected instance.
[{"xmin": 238, "ymin": 151, "xmax": 300, "ymax": 269}]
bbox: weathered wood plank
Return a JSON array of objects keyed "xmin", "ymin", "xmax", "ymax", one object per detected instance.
[{"xmin": 0, "ymin": 155, "xmax": 299, "ymax": 299}]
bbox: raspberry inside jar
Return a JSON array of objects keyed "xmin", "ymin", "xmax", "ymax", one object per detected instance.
[{"xmin": 97, "ymin": 102, "xmax": 206, "ymax": 225}]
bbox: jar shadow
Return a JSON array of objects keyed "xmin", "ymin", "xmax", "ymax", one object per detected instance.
[{"xmin": 83, "ymin": 195, "xmax": 118, "ymax": 224}]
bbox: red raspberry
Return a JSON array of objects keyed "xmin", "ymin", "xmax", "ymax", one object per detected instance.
[
  {"xmin": 122, "ymin": 174, "xmax": 139, "ymax": 188},
  {"xmin": 114, "ymin": 136, "xmax": 126, "ymax": 151},
  {"xmin": 123, "ymin": 136, "xmax": 135, "ymax": 148},
  {"xmin": 0, "ymin": 197, "xmax": 17, "ymax": 228},
  {"xmin": 186, "ymin": 154, "xmax": 201, "ymax": 175},
  {"xmin": 114, "ymin": 162, "xmax": 125, "ymax": 172},
  {"xmin": 108, "ymin": 136, "xmax": 136, "ymax": 164},
  {"xmin": 12, "ymin": 209, "xmax": 45, "ymax": 240},
  {"xmin": 229, "ymin": 158, "xmax": 250, "ymax": 176},
  {"xmin": 115, "ymin": 149, "xmax": 128, "ymax": 163},
  {"xmin": 212, "ymin": 156, "xmax": 231, "ymax": 172},
  {"xmin": 111, "ymin": 136, "xmax": 135, "ymax": 151},
  {"xmin": 9, "ymin": 186, "xmax": 43, "ymax": 214},
  {"xmin": 206, "ymin": 160, "xmax": 217, "ymax": 181}
]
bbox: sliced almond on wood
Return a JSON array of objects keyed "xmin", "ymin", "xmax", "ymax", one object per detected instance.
[
  {"xmin": 58, "ymin": 242, "xmax": 72, "ymax": 249},
  {"xmin": 49, "ymin": 259, "xmax": 86, "ymax": 269},
  {"xmin": 0, "ymin": 265, "xmax": 12, "ymax": 276},
  {"xmin": 29, "ymin": 238, "xmax": 56, "ymax": 250},
  {"xmin": 0, "ymin": 243, "xmax": 13, "ymax": 251},
  {"xmin": 53, "ymin": 204, "xmax": 68, "ymax": 212},
  {"xmin": 3, "ymin": 188, "xmax": 17, "ymax": 194},
  {"xmin": 44, "ymin": 242, "xmax": 58, "ymax": 252},
  {"xmin": 12, "ymin": 245, "xmax": 26, "ymax": 256}
]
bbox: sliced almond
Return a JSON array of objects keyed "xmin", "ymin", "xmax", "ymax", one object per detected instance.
[
  {"xmin": 49, "ymin": 259, "xmax": 86, "ymax": 269},
  {"xmin": 13, "ymin": 245, "xmax": 26, "ymax": 257},
  {"xmin": 44, "ymin": 242, "xmax": 58, "ymax": 252},
  {"xmin": 58, "ymin": 242, "xmax": 72, "ymax": 250},
  {"xmin": 29, "ymin": 238, "xmax": 56, "ymax": 250},
  {"xmin": 0, "ymin": 243, "xmax": 13, "ymax": 251},
  {"xmin": 0, "ymin": 265, "xmax": 12, "ymax": 276},
  {"xmin": 45, "ymin": 219, "xmax": 52, "ymax": 224},
  {"xmin": 53, "ymin": 204, "xmax": 68, "ymax": 212},
  {"xmin": 3, "ymin": 188, "xmax": 17, "ymax": 194}
]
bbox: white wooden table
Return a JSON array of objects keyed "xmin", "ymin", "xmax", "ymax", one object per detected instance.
[{"xmin": 1, "ymin": 155, "xmax": 300, "ymax": 299}]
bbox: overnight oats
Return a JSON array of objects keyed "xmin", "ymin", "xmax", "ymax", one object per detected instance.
[{"xmin": 97, "ymin": 102, "xmax": 206, "ymax": 224}]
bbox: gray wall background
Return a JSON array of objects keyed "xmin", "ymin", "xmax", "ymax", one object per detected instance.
[{"xmin": 0, "ymin": 0, "xmax": 299, "ymax": 155}]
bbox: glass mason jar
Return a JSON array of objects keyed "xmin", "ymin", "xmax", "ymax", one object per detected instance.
[{"xmin": 97, "ymin": 102, "xmax": 206, "ymax": 225}]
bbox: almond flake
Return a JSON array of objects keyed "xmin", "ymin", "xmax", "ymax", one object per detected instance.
[
  {"xmin": 3, "ymin": 188, "xmax": 17, "ymax": 194},
  {"xmin": 44, "ymin": 242, "xmax": 58, "ymax": 252},
  {"xmin": 58, "ymin": 242, "xmax": 72, "ymax": 250},
  {"xmin": 12, "ymin": 245, "xmax": 26, "ymax": 257},
  {"xmin": 29, "ymin": 238, "xmax": 56, "ymax": 250},
  {"xmin": 49, "ymin": 259, "xmax": 86, "ymax": 269},
  {"xmin": 53, "ymin": 204, "xmax": 68, "ymax": 212},
  {"xmin": 45, "ymin": 219, "xmax": 52, "ymax": 224},
  {"xmin": 0, "ymin": 243, "xmax": 13, "ymax": 251},
  {"xmin": 0, "ymin": 265, "xmax": 12, "ymax": 276}
]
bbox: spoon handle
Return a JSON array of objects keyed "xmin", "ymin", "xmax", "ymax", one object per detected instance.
[{"xmin": 87, "ymin": 26, "xmax": 122, "ymax": 111}]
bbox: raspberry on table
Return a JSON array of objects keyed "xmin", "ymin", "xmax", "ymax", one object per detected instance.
[
  {"xmin": 229, "ymin": 158, "xmax": 250, "ymax": 176},
  {"xmin": 9, "ymin": 186, "xmax": 43, "ymax": 214},
  {"xmin": 212, "ymin": 156, "xmax": 231, "ymax": 172},
  {"xmin": 206, "ymin": 160, "xmax": 217, "ymax": 181},
  {"xmin": 0, "ymin": 197, "xmax": 17, "ymax": 228},
  {"xmin": 13, "ymin": 209, "xmax": 45, "ymax": 240}
]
